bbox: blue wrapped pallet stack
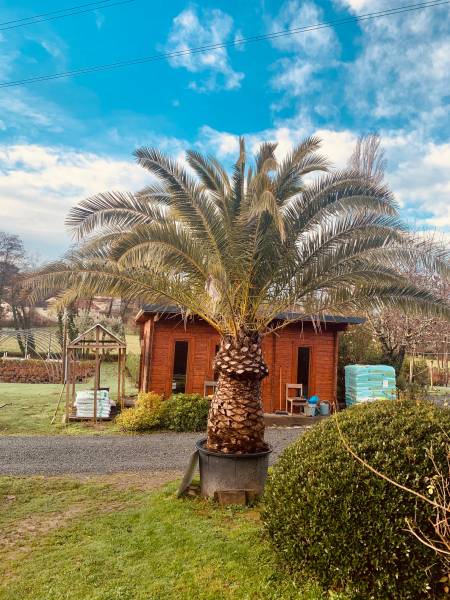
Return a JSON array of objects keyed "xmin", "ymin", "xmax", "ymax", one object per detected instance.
[{"xmin": 345, "ymin": 364, "xmax": 396, "ymax": 407}]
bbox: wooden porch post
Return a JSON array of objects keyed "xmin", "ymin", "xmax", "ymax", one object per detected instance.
[
  {"xmin": 65, "ymin": 348, "xmax": 71, "ymax": 424},
  {"xmin": 121, "ymin": 348, "xmax": 125, "ymax": 409},
  {"xmin": 117, "ymin": 348, "xmax": 122, "ymax": 410},
  {"xmin": 71, "ymin": 350, "xmax": 76, "ymax": 415},
  {"xmin": 93, "ymin": 327, "xmax": 99, "ymax": 423}
]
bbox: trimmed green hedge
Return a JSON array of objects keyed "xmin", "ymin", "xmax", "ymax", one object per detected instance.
[
  {"xmin": 115, "ymin": 392, "xmax": 163, "ymax": 431},
  {"xmin": 160, "ymin": 393, "xmax": 209, "ymax": 432},
  {"xmin": 262, "ymin": 400, "xmax": 450, "ymax": 599},
  {"xmin": 116, "ymin": 392, "xmax": 209, "ymax": 432}
]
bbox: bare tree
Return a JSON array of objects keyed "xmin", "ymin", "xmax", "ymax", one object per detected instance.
[
  {"xmin": 367, "ymin": 271, "xmax": 449, "ymax": 377},
  {"xmin": 348, "ymin": 137, "xmax": 450, "ymax": 377},
  {"xmin": 0, "ymin": 232, "xmax": 25, "ymax": 321},
  {"xmin": 348, "ymin": 133, "xmax": 386, "ymax": 184}
]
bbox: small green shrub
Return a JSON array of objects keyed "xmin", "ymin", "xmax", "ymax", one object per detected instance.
[
  {"xmin": 115, "ymin": 392, "xmax": 163, "ymax": 431},
  {"xmin": 115, "ymin": 392, "xmax": 209, "ymax": 432},
  {"xmin": 125, "ymin": 352, "xmax": 140, "ymax": 386},
  {"xmin": 160, "ymin": 393, "xmax": 209, "ymax": 432},
  {"xmin": 262, "ymin": 400, "xmax": 450, "ymax": 599}
]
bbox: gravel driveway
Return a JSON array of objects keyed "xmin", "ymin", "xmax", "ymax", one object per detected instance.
[{"xmin": 0, "ymin": 428, "xmax": 306, "ymax": 476}]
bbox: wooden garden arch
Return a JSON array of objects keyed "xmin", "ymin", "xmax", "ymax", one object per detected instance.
[{"xmin": 65, "ymin": 324, "xmax": 127, "ymax": 423}]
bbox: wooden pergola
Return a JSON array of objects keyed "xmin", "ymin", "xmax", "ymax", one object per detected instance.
[{"xmin": 65, "ymin": 324, "xmax": 127, "ymax": 423}]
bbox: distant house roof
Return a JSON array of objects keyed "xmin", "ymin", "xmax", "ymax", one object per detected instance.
[{"xmin": 135, "ymin": 304, "xmax": 365, "ymax": 325}]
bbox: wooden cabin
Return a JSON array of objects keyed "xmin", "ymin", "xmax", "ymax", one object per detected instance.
[{"xmin": 136, "ymin": 305, "xmax": 363, "ymax": 413}]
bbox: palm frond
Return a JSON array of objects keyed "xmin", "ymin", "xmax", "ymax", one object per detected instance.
[
  {"xmin": 185, "ymin": 150, "xmax": 230, "ymax": 198},
  {"xmin": 66, "ymin": 191, "xmax": 167, "ymax": 240},
  {"xmin": 134, "ymin": 146, "xmax": 227, "ymax": 258},
  {"xmin": 283, "ymin": 170, "xmax": 399, "ymax": 235},
  {"xmin": 255, "ymin": 142, "xmax": 277, "ymax": 174},
  {"xmin": 111, "ymin": 221, "xmax": 209, "ymax": 282},
  {"xmin": 275, "ymin": 136, "xmax": 330, "ymax": 201}
]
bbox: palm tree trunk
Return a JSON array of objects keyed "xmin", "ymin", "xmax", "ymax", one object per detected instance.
[{"xmin": 207, "ymin": 330, "xmax": 268, "ymax": 454}]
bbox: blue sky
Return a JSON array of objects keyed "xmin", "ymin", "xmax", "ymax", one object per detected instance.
[{"xmin": 0, "ymin": 0, "xmax": 449, "ymax": 259}]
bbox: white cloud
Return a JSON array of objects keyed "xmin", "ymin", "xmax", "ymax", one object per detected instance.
[
  {"xmin": 338, "ymin": 0, "xmax": 450, "ymax": 132},
  {"xmin": 0, "ymin": 28, "xmax": 70, "ymax": 134},
  {"xmin": 0, "ymin": 145, "xmax": 150, "ymax": 258},
  {"xmin": 272, "ymin": 1, "xmax": 450, "ymax": 134},
  {"xmin": 269, "ymin": 1, "xmax": 340, "ymax": 101},
  {"xmin": 234, "ymin": 29, "xmax": 245, "ymax": 51},
  {"xmin": 385, "ymin": 135, "xmax": 450, "ymax": 230},
  {"xmin": 199, "ymin": 126, "xmax": 239, "ymax": 157},
  {"xmin": 38, "ymin": 38, "xmax": 65, "ymax": 60},
  {"xmin": 0, "ymin": 89, "xmax": 76, "ymax": 134},
  {"xmin": 199, "ymin": 122, "xmax": 355, "ymax": 167},
  {"xmin": 164, "ymin": 6, "xmax": 244, "ymax": 92},
  {"xmin": 271, "ymin": 1, "xmax": 338, "ymax": 55},
  {"xmin": 333, "ymin": 0, "xmax": 370, "ymax": 10}
]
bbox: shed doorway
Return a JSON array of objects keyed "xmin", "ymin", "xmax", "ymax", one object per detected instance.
[
  {"xmin": 297, "ymin": 347, "xmax": 311, "ymax": 398},
  {"xmin": 172, "ymin": 340, "xmax": 189, "ymax": 393}
]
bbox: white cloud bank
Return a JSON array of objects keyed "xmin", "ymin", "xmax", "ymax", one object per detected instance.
[
  {"xmin": 0, "ymin": 145, "xmax": 150, "ymax": 259},
  {"xmin": 164, "ymin": 6, "xmax": 244, "ymax": 92},
  {"xmin": 270, "ymin": 0, "xmax": 450, "ymax": 135},
  {"xmin": 270, "ymin": 0, "xmax": 340, "ymax": 100}
]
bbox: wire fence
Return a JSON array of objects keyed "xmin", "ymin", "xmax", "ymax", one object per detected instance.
[{"xmin": 0, "ymin": 328, "xmax": 64, "ymax": 382}]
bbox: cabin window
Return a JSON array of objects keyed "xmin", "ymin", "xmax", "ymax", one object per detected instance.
[
  {"xmin": 297, "ymin": 347, "xmax": 310, "ymax": 397},
  {"xmin": 172, "ymin": 341, "xmax": 189, "ymax": 393}
]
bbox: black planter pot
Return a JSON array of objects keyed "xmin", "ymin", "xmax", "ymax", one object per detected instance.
[{"xmin": 195, "ymin": 438, "xmax": 272, "ymax": 498}]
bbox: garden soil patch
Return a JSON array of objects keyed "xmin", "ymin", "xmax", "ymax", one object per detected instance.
[{"xmin": 0, "ymin": 359, "xmax": 95, "ymax": 384}]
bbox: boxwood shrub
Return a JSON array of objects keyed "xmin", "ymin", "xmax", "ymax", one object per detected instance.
[
  {"xmin": 115, "ymin": 392, "xmax": 163, "ymax": 431},
  {"xmin": 160, "ymin": 393, "xmax": 209, "ymax": 432},
  {"xmin": 115, "ymin": 392, "xmax": 210, "ymax": 432},
  {"xmin": 262, "ymin": 400, "xmax": 450, "ymax": 599}
]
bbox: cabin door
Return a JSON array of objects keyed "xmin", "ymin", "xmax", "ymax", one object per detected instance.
[
  {"xmin": 172, "ymin": 340, "xmax": 189, "ymax": 394},
  {"xmin": 296, "ymin": 346, "xmax": 311, "ymax": 398}
]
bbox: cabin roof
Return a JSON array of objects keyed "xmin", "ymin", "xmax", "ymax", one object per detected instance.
[{"xmin": 135, "ymin": 304, "xmax": 365, "ymax": 325}]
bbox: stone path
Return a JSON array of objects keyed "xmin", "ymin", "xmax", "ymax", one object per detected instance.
[{"xmin": 0, "ymin": 428, "xmax": 307, "ymax": 476}]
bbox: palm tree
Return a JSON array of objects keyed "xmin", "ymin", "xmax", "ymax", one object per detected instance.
[{"xmin": 32, "ymin": 137, "xmax": 449, "ymax": 454}]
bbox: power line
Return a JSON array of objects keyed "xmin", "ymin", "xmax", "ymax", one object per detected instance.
[
  {"xmin": 0, "ymin": 0, "xmax": 123, "ymax": 25},
  {"xmin": 0, "ymin": 0, "xmax": 448, "ymax": 89},
  {"xmin": 0, "ymin": 0, "xmax": 138, "ymax": 32}
]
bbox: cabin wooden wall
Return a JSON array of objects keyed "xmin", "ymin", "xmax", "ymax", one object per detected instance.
[
  {"xmin": 139, "ymin": 315, "xmax": 343, "ymax": 412},
  {"xmin": 261, "ymin": 322, "xmax": 338, "ymax": 412}
]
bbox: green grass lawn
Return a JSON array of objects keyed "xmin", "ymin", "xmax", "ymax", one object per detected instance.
[
  {"xmin": 0, "ymin": 335, "xmax": 22, "ymax": 354},
  {"xmin": 428, "ymin": 385, "xmax": 450, "ymax": 396},
  {"xmin": 0, "ymin": 327, "xmax": 62, "ymax": 355},
  {"xmin": 0, "ymin": 363, "xmax": 137, "ymax": 435},
  {"xmin": 125, "ymin": 332, "xmax": 141, "ymax": 354},
  {"xmin": 0, "ymin": 476, "xmax": 348, "ymax": 600}
]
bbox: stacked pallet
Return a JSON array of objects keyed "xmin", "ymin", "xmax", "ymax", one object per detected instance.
[
  {"xmin": 345, "ymin": 365, "xmax": 396, "ymax": 407},
  {"xmin": 74, "ymin": 390, "xmax": 115, "ymax": 419}
]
